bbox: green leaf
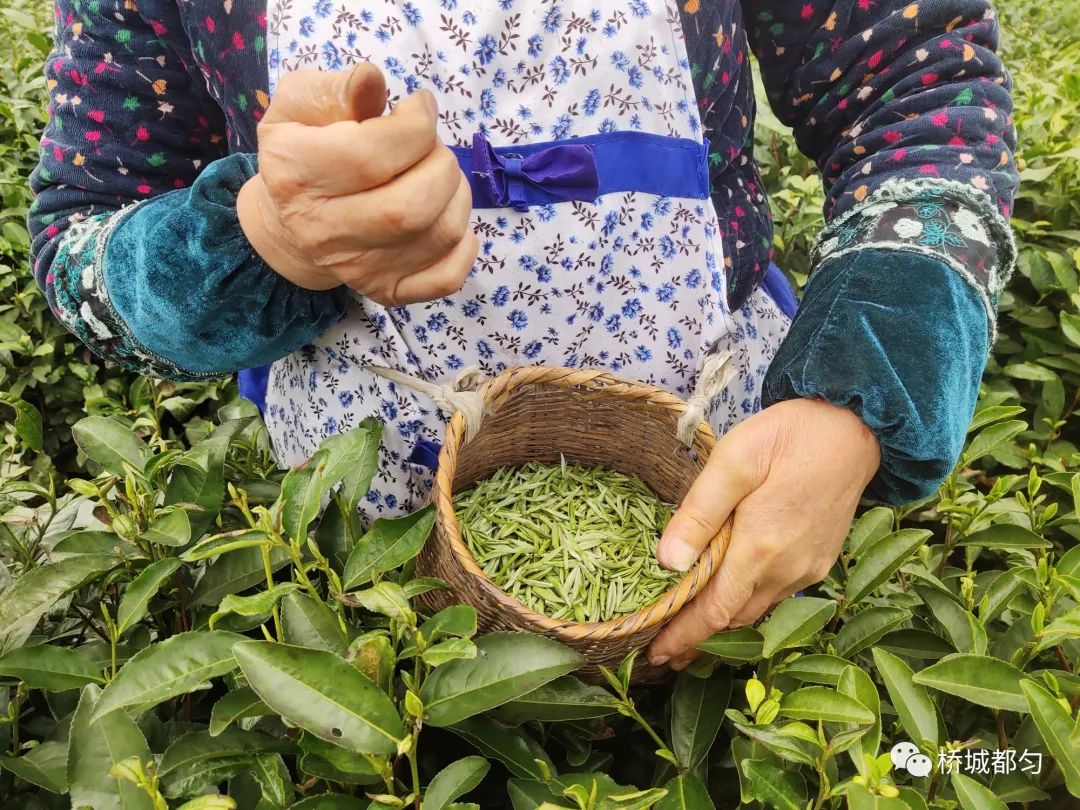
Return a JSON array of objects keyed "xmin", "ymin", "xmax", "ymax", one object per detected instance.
[
  {"xmin": 695, "ymin": 627, "xmax": 763, "ymax": 661},
  {"xmin": 913, "ymin": 654, "xmax": 1027, "ymax": 712},
  {"xmin": 653, "ymin": 774, "xmax": 715, "ymax": 810},
  {"xmin": 845, "ymin": 530, "xmax": 931, "ymax": 606},
  {"xmin": 91, "ymin": 631, "xmax": 245, "ymax": 721},
  {"xmin": 165, "ymin": 433, "xmax": 231, "ymax": 539},
  {"xmin": 877, "ymin": 628, "xmax": 954, "ymax": 660},
  {"xmin": 958, "ymin": 524, "xmax": 1050, "ymax": 549},
  {"xmin": 1, "ymin": 741, "xmax": 68, "ymax": 793},
  {"xmin": 423, "ymin": 756, "xmax": 490, "ymax": 810},
  {"xmin": 210, "ymin": 686, "xmax": 270, "ymax": 736},
  {"xmin": 289, "ymin": 795, "xmax": 371, "ymax": 809},
  {"xmin": 1020, "ymin": 679, "xmax": 1080, "ymax": 797},
  {"xmin": 343, "ymin": 506, "xmax": 436, "ymax": 589},
  {"xmin": 968, "ymin": 405, "xmax": 1027, "ymax": 433},
  {"xmin": 0, "ymin": 392, "xmax": 42, "ymax": 451},
  {"xmin": 143, "ymin": 508, "xmax": 191, "ymax": 547},
  {"xmin": 951, "ymin": 772, "xmax": 1008, "ymax": 810},
  {"xmin": 0, "ymin": 644, "xmax": 102, "ymax": 691},
  {"xmin": 780, "ymin": 654, "xmax": 852, "ymax": 686},
  {"xmin": 507, "ymin": 779, "xmax": 563, "ymax": 810},
  {"xmin": 280, "ymin": 454, "xmax": 329, "ymax": 541},
  {"xmin": 1003, "ymin": 363, "xmax": 1057, "ymax": 382},
  {"xmin": 847, "ymin": 506, "xmax": 894, "ymax": 556},
  {"xmin": 730, "ymin": 722, "xmax": 819, "ymax": 766},
  {"xmin": 422, "ymin": 638, "xmax": 478, "ymax": 667},
  {"xmin": 495, "ymin": 676, "xmax": 618, "ymax": 724},
  {"xmin": 670, "ymin": 669, "xmax": 730, "ymax": 770},
  {"xmin": 253, "ymin": 753, "xmax": 294, "ymax": 808},
  {"xmin": 449, "ymin": 716, "xmax": 555, "ymax": 780},
  {"xmin": 159, "ymin": 728, "xmax": 267, "ymax": 799},
  {"xmin": 116, "ymin": 558, "xmax": 182, "ymax": 637},
  {"xmin": 834, "ymin": 607, "xmax": 911, "ymax": 659},
  {"xmin": 871, "ymin": 648, "xmax": 940, "ymax": 747},
  {"xmin": 210, "ymin": 583, "xmax": 299, "ymax": 629},
  {"xmin": 742, "ymin": 758, "xmax": 806, "ymax": 810},
  {"xmin": 419, "ymin": 605, "xmax": 478, "ymax": 644},
  {"xmin": 0, "ymin": 554, "xmax": 117, "ymax": 635},
  {"xmin": 846, "ymin": 784, "xmax": 910, "ymax": 810},
  {"xmin": 67, "ymin": 684, "xmax": 153, "ymax": 810},
  {"xmin": 759, "ymin": 597, "xmax": 837, "ymax": 658},
  {"xmin": 349, "ymin": 581, "xmax": 415, "ymax": 624},
  {"xmin": 330, "ymin": 419, "xmax": 383, "ymax": 513},
  {"xmin": 234, "ymin": 641, "xmax": 404, "ymax": 755},
  {"xmin": 778, "ymin": 686, "xmax": 875, "ymax": 724},
  {"xmin": 191, "ymin": 546, "xmax": 290, "ymax": 606},
  {"xmin": 420, "ymin": 632, "xmax": 584, "ymax": 727},
  {"xmin": 72, "ymin": 416, "xmax": 150, "ymax": 476},
  {"xmin": 838, "ymin": 665, "xmax": 881, "ymax": 779},
  {"xmin": 965, "ymin": 420, "xmax": 1027, "ymax": 462},
  {"xmin": 297, "ymin": 733, "xmax": 385, "ymax": 786},
  {"xmin": 181, "ymin": 529, "xmax": 272, "ymax": 562},
  {"xmin": 979, "ymin": 571, "xmax": 1024, "ymax": 624},
  {"xmin": 916, "ymin": 586, "xmax": 986, "ymax": 655},
  {"xmin": 282, "ymin": 591, "xmax": 349, "ymax": 655}
]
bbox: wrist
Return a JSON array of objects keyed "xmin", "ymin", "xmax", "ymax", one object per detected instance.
[{"xmin": 237, "ymin": 175, "xmax": 339, "ymax": 291}]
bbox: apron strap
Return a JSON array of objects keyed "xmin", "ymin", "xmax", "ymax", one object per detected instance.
[
  {"xmin": 368, "ymin": 365, "xmax": 487, "ymax": 443},
  {"xmin": 675, "ymin": 347, "xmax": 737, "ymax": 448}
]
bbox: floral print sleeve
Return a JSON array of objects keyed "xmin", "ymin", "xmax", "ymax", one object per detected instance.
[{"xmin": 744, "ymin": 0, "xmax": 1019, "ymax": 328}]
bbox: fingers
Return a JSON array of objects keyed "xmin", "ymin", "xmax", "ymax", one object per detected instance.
[
  {"xmin": 383, "ymin": 231, "xmax": 479, "ymax": 306},
  {"xmin": 649, "ymin": 535, "xmax": 761, "ymax": 667},
  {"xmin": 326, "ymin": 144, "xmax": 466, "ymax": 248},
  {"xmin": 656, "ymin": 417, "xmax": 769, "ymax": 573},
  {"xmin": 263, "ymin": 62, "xmax": 388, "ymax": 126},
  {"xmin": 262, "ymin": 94, "xmax": 441, "ymax": 196}
]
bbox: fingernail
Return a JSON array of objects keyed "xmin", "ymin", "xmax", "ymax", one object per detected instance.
[
  {"xmin": 670, "ymin": 659, "xmax": 689, "ymax": 672},
  {"xmin": 650, "ymin": 655, "xmax": 670, "ymax": 667},
  {"xmin": 659, "ymin": 536, "xmax": 697, "ymax": 572}
]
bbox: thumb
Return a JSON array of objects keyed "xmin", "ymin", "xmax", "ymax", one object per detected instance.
[
  {"xmin": 656, "ymin": 417, "xmax": 768, "ymax": 573},
  {"xmin": 263, "ymin": 62, "xmax": 387, "ymax": 126}
]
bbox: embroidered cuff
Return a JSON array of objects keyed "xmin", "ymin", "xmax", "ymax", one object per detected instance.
[
  {"xmin": 813, "ymin": 178, "xmax": 1016, "ymax": 344},
  {"xmin": 50, "ymin": 153, "xmax": 351, "ymax": 380},
  {"xmin": 50, "ymin": 207, "xmax": 214, "ymax": 379}
]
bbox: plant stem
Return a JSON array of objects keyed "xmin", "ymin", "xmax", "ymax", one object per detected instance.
[{"xmin": 260, "ymin": 545, "xmax": 284, "ymax": 641}]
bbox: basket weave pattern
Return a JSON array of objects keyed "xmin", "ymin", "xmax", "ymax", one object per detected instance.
[{"xmin": 419, "ymin": 365, "xmax": 732, "ymax": 682}]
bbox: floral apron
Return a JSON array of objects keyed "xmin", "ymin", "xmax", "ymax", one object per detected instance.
[{"xmin": 264, "ymin": 0, "xmax": 791, "ymax": 518}]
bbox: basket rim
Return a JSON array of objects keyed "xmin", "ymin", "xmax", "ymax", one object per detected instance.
[{"xmin": 430, "ymin": 364, "xmax": 731, "ymax": 644}]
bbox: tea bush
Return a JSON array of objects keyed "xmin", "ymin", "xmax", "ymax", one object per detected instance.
[{"xmin": 0, "ymin": 2, "xmax": 1077, "ymax": 809}]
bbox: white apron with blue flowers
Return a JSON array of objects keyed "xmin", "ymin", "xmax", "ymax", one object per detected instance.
[{"xmin": 264, "ymin": 0, "xmax": 790, "ymax": 518}]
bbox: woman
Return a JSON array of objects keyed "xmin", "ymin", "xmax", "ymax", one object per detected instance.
[{"xmin": 31, "ymin": 0, "xmax": 1017, "ymax": 669}]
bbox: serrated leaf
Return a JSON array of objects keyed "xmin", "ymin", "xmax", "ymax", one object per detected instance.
[
  {"xmin": 1, "ymin": 741, "xmax": 68, "ymax": 793},
  {"xmin": 653, "ymin": 774, "xmax": 715, "ymax": 810},
  {"xmin": 420, "ymin": 633, "xmax": 584, "ymax": 727},
  {"xmin": 695, "ymin": 627, "xmax": 763, "ymax": 662},
  {"xmin": 117, "ymin": 558, "xmax": 182, "ymax": 637},
  {"xmin": 834, "ymin": 606, "xmax": 911, "ymax": 659},
  {"xmin": 0, "ymin": 644, "xmax": 102, "ymax": 691},
  {"xmin": 965, "ymin": 420, "xmax": 1027, "ymax": 462},
  {"xmin": 343, "ymin": 507, "xmax": 435, "ymax": 589},
  {"xmin": 913, "ymin": 654, "xmax": 1027, "ymax": 712},
  {"xmin": 759, "ymin": 597, "xmax": 836, "ymax": 658},
  {"xmin": 742, "ymin": 758, "xmax": 805, "ymax": 810},
  {"xmin": 72, "ymin": 416, "xmax": 150, "ymax": 476},
  {"xmin": 0, "ymin": 392, "xmax": 42, "ymax": 451},
  {"xmin": 1020, "ymin": 679, "xmax": 1080, "ymax": 797},
  {"xmin": 210, "ymin": 686, "xmax": 270, "ymax": 736},
  {"xmin": 871, "ymin": 648, "xmax": 940, "ymax": 747},
  {"xmin": 778, "ymin": 686, "xmax": 875, "ymax": 724},
  {"xmin": 234, "ymin": 641, "xmax": 404, "ymax": 755},
  {"xmin": 281, "ymin": 591, "xmax": 349, "ymax": 655},
  {"xmin": 423, "ymin": 756, "xmax": 489, "ymax": 810},
  {"xmin": 845, "ymin": 530, "xmax": 931, "ymax": 606},
  {"xmin": 958, "ymin": 524, "xmax": 1050, "ymax": 549},
  {"xmin": 670, "ymin": 669, "xmax": 730, "ymax": 770},
  {"xmin": 449, "ymin": 716, "xmax": 555, "ymax": 780},
  {"xmin": 951, "ymin": 771, "xmax": 1008, "ymax": 810},
  {"xmin": 67, "ymin": 684, "xmax": 153, "ymax": 810},
  {"xmin": 280, "ymin": 454, "xmax": 328, "ymax": 541},
  {"xmin": 0, "ymin": 555, "xmax": 116, "ymax": 633},
  {"xmin": 91, "ymin": 631, "xmax": 245, "ymax": 721},
  {"xmin": 210, "ymin": 583, "xmax": 299, "ymax": 629},
  {"xmin": 495, "ymin": 676, "xmax": 618, "ymax": 724}
]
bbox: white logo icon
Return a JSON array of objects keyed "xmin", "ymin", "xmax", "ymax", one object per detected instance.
[{"xmin": 891, "ymin": 742, "xmax": 933, "ymax": 777}]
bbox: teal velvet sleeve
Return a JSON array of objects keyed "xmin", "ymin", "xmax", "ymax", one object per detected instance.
[
  {"xmin": 762, "ymin": 249, "xmax": 989, "ymax": 505},
  {"xmin": 101, "ymin": 153, "xmax": 350, "ymax": 376}
]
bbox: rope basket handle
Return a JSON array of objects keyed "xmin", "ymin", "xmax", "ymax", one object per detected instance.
[{"xmin": 371, "ymin": 347, "xmax": 736, "ymax": 449}]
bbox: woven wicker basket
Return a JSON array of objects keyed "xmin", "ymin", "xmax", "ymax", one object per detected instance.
[{"xmin": 415, "ymin": 364, "xmax": 731, "ymax": 683}]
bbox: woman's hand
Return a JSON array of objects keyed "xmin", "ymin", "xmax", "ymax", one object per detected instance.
[
  {"xmin": 237, "ymin": 63, "xmax": 478, "ymax": 306},
  {"xmin": 648, "ymin": 398, "xmax": 881, "ymax": 669}
]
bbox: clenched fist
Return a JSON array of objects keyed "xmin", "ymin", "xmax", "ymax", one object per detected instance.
[{"xmin": 238, "ymin": 63, "xmax": 478, "ymax": 306}]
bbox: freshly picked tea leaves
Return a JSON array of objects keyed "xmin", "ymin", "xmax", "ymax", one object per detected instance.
[{"xmin": 454, "ymin": 460, "xmax": 681, "ymax": 622}]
